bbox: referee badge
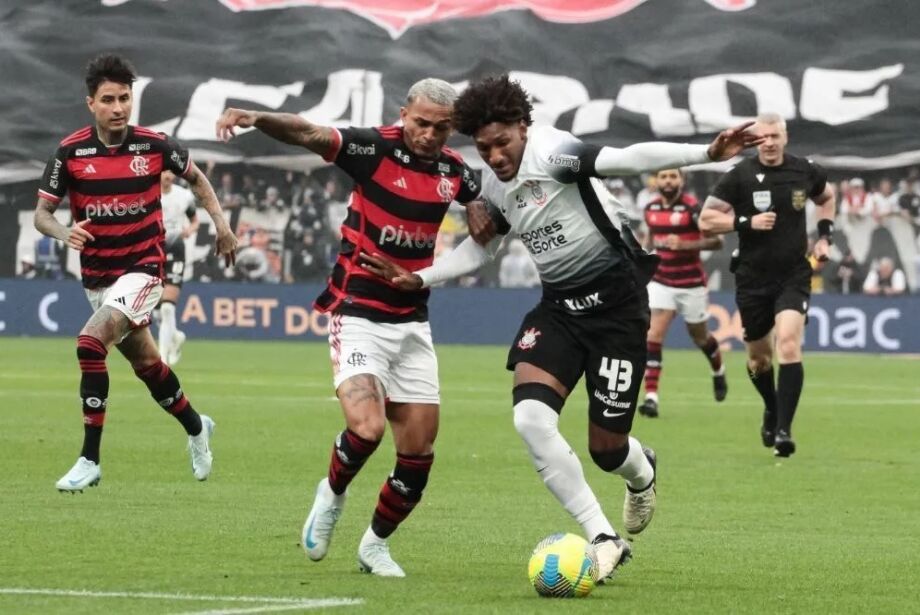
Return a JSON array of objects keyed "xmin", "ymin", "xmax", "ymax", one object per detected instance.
[
  {"xmin": 752, "ymin": 190, "xmax": 772, "ymax": 212},
  {"xmin": 792, "ymin": 189, "xmax": 807, "ymax": 210}
]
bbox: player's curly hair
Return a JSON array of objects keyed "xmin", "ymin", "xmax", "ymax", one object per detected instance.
[
  {"xmin": 85, "ymin": 54, "xmax": 137, "ymax": 96},
  {"xmin": 452, "ymin": 75, "xmax": 534, "ymax": 136}
]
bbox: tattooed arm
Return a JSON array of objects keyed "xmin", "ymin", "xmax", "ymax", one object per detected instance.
[
  {"xmin": 215, "ymin": 109, "xmax": 336, "ymax": 157},
  {"xmin": 34, "ymin": 197, "xmax": 95, "ymax": 251},
  {"xmin": 182, "ymin": 161, "xmax": 238, "ymax": 266}
]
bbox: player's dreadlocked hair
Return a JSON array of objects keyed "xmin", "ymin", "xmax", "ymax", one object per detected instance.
[
  {"xmin": 452, "ymin": 75, "xmax": 534, "ymax": 136},
  {"xmin": 85, "ymin": 54, "xmax": 137, "ymax": 96}
]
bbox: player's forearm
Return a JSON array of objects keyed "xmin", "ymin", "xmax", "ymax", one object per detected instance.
[
  {"xmin": 594, "ymin": 143, "xmax": 710, "ymax": 176},
  {"xmin": 687, "ymin": 236, "xmax": 723, "ymax": 251},
  {"xmin": 698, "ymin": 209, "xmax": 735, "ymax": 235},
  {"xmin": 34, "ymin": 201, "xmax": 68, "ymax": 241},
  {"xmin": 417, "ymin": 235, "xmax": 497, "ymax": 288},
  {"xmin": 187, "ymin": 171, "xmax": 230, "ymax": 233},
  {"xmin": 253, "ymin": 112, "xmax": 334, "ymax": 156}
]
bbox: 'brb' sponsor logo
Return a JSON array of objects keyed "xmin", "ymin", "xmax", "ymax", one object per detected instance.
[
  {"xmin": 86, "ymin": 199, "xmax": 148, "ymax": 218},
  {"xmin": 203, "ymin": 0, "xmax": 756, "ymax": 39},
  {"xmin": 379, "ymin": 224, "xmax": 437, "ymax": 249}
]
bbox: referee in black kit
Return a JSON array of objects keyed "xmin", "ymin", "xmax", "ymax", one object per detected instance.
[{"xmin": 699, "ymin": 113, "xmax": 836, "ymax": 457}]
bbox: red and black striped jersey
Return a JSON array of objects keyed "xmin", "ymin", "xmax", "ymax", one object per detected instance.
[
  {"xmin": 38, "ymin": 125, "xmax": 191, "ymax": 289},
  {"xmin": 644, "ymin": 193, "xmax": 706, "ymax": 288},
  {"xmin": 314, "ymin": 126, "xmax": 481, "ymax": 322}
]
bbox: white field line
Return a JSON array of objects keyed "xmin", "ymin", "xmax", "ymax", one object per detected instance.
[{"xmin": 0, "ymin": 588, "xmax": 361, "ymax": 614}]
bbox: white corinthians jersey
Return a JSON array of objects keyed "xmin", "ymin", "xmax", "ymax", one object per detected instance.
[
  {"xmin": 161, "ymin": 184, "xmax": 196, "ymax": 244},
  {"xmin": 481, "ymin": 125, "xmax": 629, "ymax": 288}
]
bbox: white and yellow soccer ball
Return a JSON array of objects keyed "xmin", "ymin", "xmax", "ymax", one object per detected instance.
[{"xmin": 527, "ymin": 533, "xmax": 597, "ymax": 598}]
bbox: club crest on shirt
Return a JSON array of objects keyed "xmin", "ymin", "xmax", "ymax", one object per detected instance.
[
  {"xmin": 517, "ymin": 327, "xmax": 541, "ymax": 350},
  {"xmin": 792, "ymin": 189, "xmax": 807, "ymax": 211},
  {"xmin": 129, "ymin": 155, "xmax": 150, "ymax": 176},
  {"xmin": 437, "ymin": 177, "xmax": 454, "ymax": 203},
  {"xmin": 526, "ymin": 180, "xmax": 547, "ymax": 206}
]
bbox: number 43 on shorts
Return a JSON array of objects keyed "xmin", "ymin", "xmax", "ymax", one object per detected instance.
[{"xmin": 599, "ymin": 358, "xmax": 633, "ymax": 393}]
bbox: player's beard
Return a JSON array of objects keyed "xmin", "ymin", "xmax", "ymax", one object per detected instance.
[{"xmin": 660, "ymin": 187, "xmax": 679, "ymax": 202}]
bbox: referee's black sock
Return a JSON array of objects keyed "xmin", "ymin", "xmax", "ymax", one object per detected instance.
[
  {"xmin": 776, "ymin": 362, "xmax": 804, "ymax": 434},
  {"xmin": 748, "ymin": 365, "xmax": 777, "ymax": 418}
]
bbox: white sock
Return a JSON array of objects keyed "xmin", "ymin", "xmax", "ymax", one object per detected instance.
[
  {"xmin": 158, "ymin": 302, "xmax": 176, "ymax": 358},
  {"xmin": 645, "ymin": 391, "xmax": 659, "ymax": 403},
  {"xmin": 612, "ymin": 436, "xmax": 655, "ymax": 491},
  {"xmin": 514, "ymin": 399, "xmax": 615, "ymax": 541},
  {"xmin": 714, "ymin": 365, "xmax": 725, "ymax": 376},
  {"xmin": 361, "ymin": 526, "xmax": 385, "ymax": 545}
]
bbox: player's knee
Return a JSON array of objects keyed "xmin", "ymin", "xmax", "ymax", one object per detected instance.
[
  {"xmin": 76, "ymin": 335, "xmax": 107, "ymax": 361},
  {"xmin": 349, "ymin": 416, "xmax": 386, "ymax": 443},
  {"xmin": 589, "ymin": 442, "xmax": 630, "ymax": 472},
  {"xmin": 512, "ymin": 383, "xmax": 564, "ymax": 440},
  {"xmin": 747, "ymin": 354, "xmax": 771, "ymax": 374},
  {"xmin": 130, "ymin": 356, "xmax": 161, "ymax": 374},
  {"xmin": 776, "ymin": 335, "xmax": 801, "ymax": 362}
]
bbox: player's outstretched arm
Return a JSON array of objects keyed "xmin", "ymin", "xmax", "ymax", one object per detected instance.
[
  {"xmin": 594, "ymin": 122, "xmax": 764, "ymax": 176},
  {"xmin": 216, "ymin": 108, "xmax": 336, "ymax": 157},
  {"xmin": 184, "ymin": 161, "xmax": 238, "ymax": 266},
  {"xmin": 361, "ymin": 234, "xmax": 500, "ymax": 290},
  {"xmin": 34, "ymin": 198, "xmax": 95, "ymax": 251}
]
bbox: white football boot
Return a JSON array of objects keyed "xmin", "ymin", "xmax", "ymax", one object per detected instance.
[
  {"xmin": 357, "ymin": 529, "xmax": 406, "ymax": 577},
  {"xmin": 188, "ymin": 415, "xmax": 215, "ymax": 481},
  {"xmin": 623, "ymin": 447, "xmax": 657, "ymax": 535},
  {"xmin": 301, "ymin": 478, "xmax": 346, "ymax": 561},
  {"xmin": 167, "ymin": 331, "xmax": 187, "ymax": 366},
  {"xmin": 56, "ymin": 457, "xmax": 101, "ymax": 493},
  {"xmin": 590, "ymin": 534, "xmax": 632, "ymax": 583}
]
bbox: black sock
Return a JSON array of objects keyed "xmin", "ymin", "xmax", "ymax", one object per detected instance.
[
  {"xmin": 135, "ymin": 361, "xmax": 202, "ymax": 436},
  {"xmin": 81, "ymin": 426, "xmax": 103, "ymax": 464},
  {"xmin": 748, "ymin": 365, "xmax": 776, "ymax": 418},
  {"xmin": 776, "ymin": 362, "xmax": 804, "ymax": 434},
  {"xmin": 77, "ymin": 335, "xmax": 109, "ymax": 463}
]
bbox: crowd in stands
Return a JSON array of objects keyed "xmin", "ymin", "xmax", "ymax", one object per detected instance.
[{"xmin": 16, "ymin": 160, "xmax": 920, "ymax": 295}]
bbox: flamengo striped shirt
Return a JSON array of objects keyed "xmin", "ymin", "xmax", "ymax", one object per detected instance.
[
  {"xmin": 644, "ymin": 193, "xmax": 707, "ymax": 288},
  {"xmin": 38, "ymin": 125, "xmax": 191, "ymax": 289},
  {"xmin": 314, "ymin": 126, "xmax": 481, "ymax": 323}
]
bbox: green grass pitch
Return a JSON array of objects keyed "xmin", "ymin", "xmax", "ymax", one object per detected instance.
[{"xmin": 1, "ymin": 337, "xmax": 917, "ymax": 613}]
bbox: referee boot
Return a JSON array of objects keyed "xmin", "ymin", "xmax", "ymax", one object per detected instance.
[
  {"xmin": 713, "ymin": 372, "xmax": 728, "ymax": 402},
  {"xmin": 638, "ymin": 397, "xmax": 659, "ymax": 418},
  {"xmin": 760, "ymin": 410, "xmax": 777, "ymax": 448},
  {"xmin": 773, "ymin": 429, "xmax": 796, "ymax": 458}
]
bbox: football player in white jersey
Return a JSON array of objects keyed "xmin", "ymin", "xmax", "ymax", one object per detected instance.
[
  {"xmin": 362, "ymin": 75, "xmax": 762, "ymax": 581},
  {"xmin": 158, "ymin": 170, "xmax": 199, "ymax": 365}
]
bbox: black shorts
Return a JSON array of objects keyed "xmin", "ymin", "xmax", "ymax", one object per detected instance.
[
  {"xmin": 164, "ymin": 240, "xmax": 187, "ymax": 287},
  {"xmin": 506, "ymin": 270, "xmax": 650, "ymax": 434},
  {"xmin": 735, "ymin": 262, "xmax": 810, "ymax": 342}
]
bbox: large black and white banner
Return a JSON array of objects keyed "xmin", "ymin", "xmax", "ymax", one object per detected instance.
[{"xmin": 1, "ymin": 0, "xmax": 917, "ymax": 182}]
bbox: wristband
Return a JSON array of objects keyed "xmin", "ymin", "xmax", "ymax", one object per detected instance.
[
  {"xmin": 817, "ymin": 219, "xmax": 834, "ymax": 243},
  {"xmin": 734, "ymin": 215, "xmax": 751, "ymax": 232}
]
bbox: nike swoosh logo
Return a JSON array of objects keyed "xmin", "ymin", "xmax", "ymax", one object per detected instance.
[
  {"xmin": 68, "ymin": 476, "xmax": 90, "ymax": 486},
  {"xmin": 304, "ymin": 519, "xmax": 318, "ymax": 549},
  {"xmin": 603, "ymin": 410, "xmax": 627, "ymax": 418}
]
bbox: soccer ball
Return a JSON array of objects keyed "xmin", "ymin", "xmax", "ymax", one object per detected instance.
[{"xmin": 527, "ymin": 533, "xmax": 597, "ymax": 598}]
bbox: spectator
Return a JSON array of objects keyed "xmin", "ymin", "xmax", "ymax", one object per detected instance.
[
  {"xmin": 18, "ymin": 253, "xmax": 36, "ymax": 279},
  {"xmin": 34, "ymin": 235, "xmax": 66, "ymax": 279},
  {"xmin": 863, "ymin": 257, "xmax": 907, "ymax": 295},
  {"xmin": 872, "ymin": 178, "xmax": 899, "ymax": 222},
  {"xmin": 897, "ymin": 180, "xmax": 920, "ymax": 229},
  {"xmin": 828, "ymin": 250, "xmax": 864, "ymax": 295}
]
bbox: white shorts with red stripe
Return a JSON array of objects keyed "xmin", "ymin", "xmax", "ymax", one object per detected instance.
[
  {"xmin": 328, "ymin": 314, "xmax": 439, "ymax": 404},
  {"xmin": 85, "ymin": 272, "xmax": 163, "ymax": 330},
  {"xmin": 647, "ymin": 281, "xmax": 710, "ymax": 324}
]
